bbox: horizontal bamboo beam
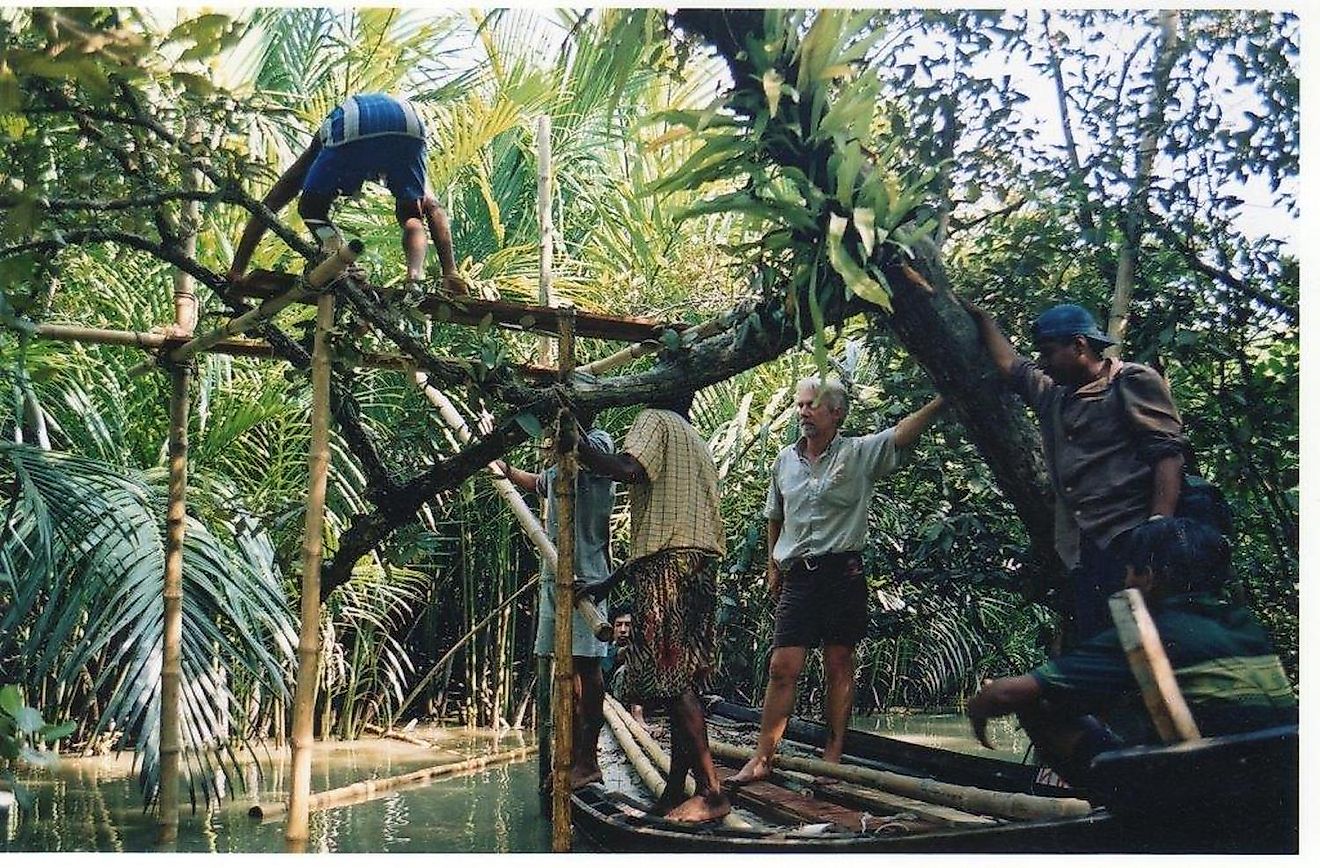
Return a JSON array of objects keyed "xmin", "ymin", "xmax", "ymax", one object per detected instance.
[
  {"xmin": 707, "ymin": 739, "xmax": 1092, "ymax": 822},
  {"xmin": 576, "ymin": 310, "xmax": 738, "ymax": 377},
  {"xmin": 248, "ymin": 743, "xmax": 534, "ymax": 821}
]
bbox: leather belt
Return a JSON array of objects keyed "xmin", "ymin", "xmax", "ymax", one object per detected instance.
[{"xmin": 782, "ymin": 551, "xmax": 861, "ymax": 574}]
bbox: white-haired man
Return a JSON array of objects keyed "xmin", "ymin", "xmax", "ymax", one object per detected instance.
[{"xmin": 727, "ymin": 377, "xmax": 945, "ymax": 785}]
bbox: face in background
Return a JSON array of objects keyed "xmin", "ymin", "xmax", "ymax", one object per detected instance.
[
  {"xmin": 795, "ymin": 385, "xmax": 845, "ymax": 441},
  {"xmin": 612, "ymin": 613, "xmax": 633, "ymax": 645}
]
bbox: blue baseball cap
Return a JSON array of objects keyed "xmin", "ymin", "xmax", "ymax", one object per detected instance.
[{"xmin": 1031, "ymin": 303, "xmax": 1115, "ymax": 347}]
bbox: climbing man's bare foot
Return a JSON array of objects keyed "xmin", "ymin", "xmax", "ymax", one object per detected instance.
[
  {"xmin": 664, "ymin": 792, "xmax": 731, "ymax": 823},
  {"xmin": 724, "ymin": 755, "xmax": 773, "ymax": 786}
]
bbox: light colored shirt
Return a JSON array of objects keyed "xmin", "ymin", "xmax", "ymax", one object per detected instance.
[
  {"xmin": 765, "ymin": 428, "xmax": 906, "ymax": 564},
  {"xmin": 624, "ymin": 409, "xmax": 725, "ymax": 560},
  {"xmin": 535, "ymin": 428, "xmax": 616, "ymax": 581}
]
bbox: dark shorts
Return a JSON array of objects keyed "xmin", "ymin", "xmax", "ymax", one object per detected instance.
[
  {"xmin": 773, "ymin": 552, "xmax": 868, "ymax": 648},
  {"xmin": 303, "ymin": 134, "xmax": 427, "ymax": 201},
  {"xmin": 613, "ymin": 549, "xmax": 718, "ymax": 703},
  {"xmin": 1069, "ymin": 530, "xmax": 1133, "ymax": 643}
]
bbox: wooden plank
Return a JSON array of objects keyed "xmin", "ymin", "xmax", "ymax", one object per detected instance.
[
  {"xmin": 229, "ymin": 270, "xmax": 682, "ymax": 342},
  {"xmin": 1107, "ymin": 589, "xmax": 1202, "ymax": 743}
]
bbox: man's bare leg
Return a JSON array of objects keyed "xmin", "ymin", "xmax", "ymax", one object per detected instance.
[
  {"xmin": 570, "ymin": 657, "xmax": 605, "ymax": 789},
  {"xmin": 821, "ymin": 643, "xmax": 856, "ymax": 765},
  {"xmin": 725, "ymin": 646, "xmax": 805, "ymax": 785},
  {"xmin": 662, "ymin": 690, "xmax": 730, "ymax": 822}
]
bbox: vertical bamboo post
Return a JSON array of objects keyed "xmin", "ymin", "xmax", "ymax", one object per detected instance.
[
  {"xmin": 286, "ymin": 289, "xmax": 335, "ymax": 842},
  {"xmin": 157, "ymin": 131, "xmax": 201, "ymax": 844},
  {"xmin": 536, "ymin": 655, "xmax": 552, "ymax": 796},
  {"xmin": 536, "ymin": 115, "xmax": 554, "ymax": 367},
  {"xmin": 551, "ymin": 306, "xmax": 576, "ymax": 852}
]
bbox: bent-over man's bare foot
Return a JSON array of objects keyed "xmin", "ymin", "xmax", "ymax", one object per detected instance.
[
  {"xmin": 664, "ymin": 792, "xmax": 730, "ymax": 823},
  {"xmin": 724, "ymin": 755, "xmax": 773, "ymax": 786}
]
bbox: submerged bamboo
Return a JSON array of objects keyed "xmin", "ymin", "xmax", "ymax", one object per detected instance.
[
  {"xmin": 249, "ymin": 744, "xmax": 535, "ymax": 821},
  {"xmin": 157, "ymin": 161, "xmax": 200, "ymax": 844},
  {"xmin": 706, "ymin": 739, "xmax": 1092, "ymax": 821},
  {"xmin": 550, "ymin": 306, "xmax": 576, "ymax": 852},
  {"xmin": 285, "ymin": 289, "xmax": 335, "ymax": 842}
]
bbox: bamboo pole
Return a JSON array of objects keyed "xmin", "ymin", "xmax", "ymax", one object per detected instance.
[
  {"xmin": 1108, "ymin": 588, "xmax": 1202, "ymax": 743},
  {"xmin": 157, "ymin": 147, "xmax": 200, "ymax": 844},
  {"xmin": 550, "ymin": 306, "xmax": 576, "ymax": 852},
  {"xmin": 536, "ymin": 114, "xmax": 553, "ymax": 367},
  {"xmin": 536, "ymin": 656, "xmax": 552, "ymax": 796},
  {"xmin": 127, "ymin": 240, "xmax": 362, "ymax": 378},
  {"xmin": 705, "ymin": 739, "xmax": 1092, "ymax": 822},
  {"xmin": 411, "ymin": 373, "xmax": 609, "ymax": 639},
  {"xmin": 285, "ymin": 289, "xmax": 335, "ymax": 842},
  {"xmin": 603, "ymin": 697, "xmax": 668, "ymax": 797},
  {"xmin": 603, "ymin": 695, "xmax": 759, "ymax": 831},
  {"xmin": 249, "ymin": 744, "xmax": 535, "ymax": 821}
]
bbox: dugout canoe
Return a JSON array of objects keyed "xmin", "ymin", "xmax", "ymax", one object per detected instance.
[{"xmin": 571, "ymin": 701, "xmax": 1298, "ymax": 853}]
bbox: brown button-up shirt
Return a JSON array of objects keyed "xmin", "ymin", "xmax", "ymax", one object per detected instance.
[{"xmin": 1012, "ymin": 358, "xmax": 1186, "ymax": 566}]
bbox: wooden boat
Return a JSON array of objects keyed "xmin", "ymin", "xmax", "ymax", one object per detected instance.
[{"xmin": 571, "ymin": 699, "xmax": 1298, "ymax": 853}]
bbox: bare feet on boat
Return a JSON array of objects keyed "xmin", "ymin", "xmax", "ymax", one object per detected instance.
[
  {"xmin": 663, "ymin": 792, "xmax": 731, "ymax": 823},
  {"xmin": 724, "ymin": 755, "xmax": 773, "ymax": 786}
]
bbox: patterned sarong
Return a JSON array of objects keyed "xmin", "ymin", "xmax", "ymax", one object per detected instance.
[{"xmin": 613, "ymin": 549, "xmax": 718, "ymax": 703}]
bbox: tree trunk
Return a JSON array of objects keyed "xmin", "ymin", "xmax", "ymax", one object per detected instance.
[
  {"xmin": 1107, "ymin": 11, "xmax": 1180, "ymax": 355},
  {"xmin": 880, "ymin": 244, "xmax": 1064, "ymax": 599}
]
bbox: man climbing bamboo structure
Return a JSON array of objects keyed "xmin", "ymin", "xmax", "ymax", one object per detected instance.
[
  {"xmin": 495, "ymin": 409, "xmax": 616, "ymax": 790},
  {"xmin": 726, "ymin": 377, "xmax": 945, "ymax": 786},
  {"xmin": 967, "ymin": 517, "xmax": 1296, "ymax": 791},
  {"xmin": 577, "ymin": 390, "xmax": 729, "ymax": 823},
  {"xmin": 226, "ymin": 92, "xmax": 463, "ymax": 300},
  {"xmin": 961, "ymin": 300, "xmax": 1187, "ymax": 643}
]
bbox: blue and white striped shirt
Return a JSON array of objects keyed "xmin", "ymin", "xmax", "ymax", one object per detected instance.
[{"xmin": 318, "ymin": 93, "xmax": 426, "ymax": 148}]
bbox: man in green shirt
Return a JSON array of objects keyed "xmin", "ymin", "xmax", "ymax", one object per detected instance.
[{"xmin": 967, "ymin": 517, "xmax": 1296, "ymax": 789}]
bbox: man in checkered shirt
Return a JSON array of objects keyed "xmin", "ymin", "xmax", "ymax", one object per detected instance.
[{"xmin": 578, "ymin": 389, "xmax": 729, "ymax": 824}]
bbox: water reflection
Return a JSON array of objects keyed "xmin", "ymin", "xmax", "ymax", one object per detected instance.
[
  {"xmin": 2, "ymin": 730, "xmax": 549, "ymax": 854},
  {"xmin": 850, "ymin": 711, "xmax": 1034, "ymax": 762}
]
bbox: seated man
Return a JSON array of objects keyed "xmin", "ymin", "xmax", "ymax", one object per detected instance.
[{"xmin": 967, "ymin": 517, "xmax": 1296, "ymax": 789}]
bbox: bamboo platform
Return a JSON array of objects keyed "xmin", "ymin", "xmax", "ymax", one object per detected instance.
[{"xmin": 229, "ymin": 269, "xmax": 684, "ymax": 343}]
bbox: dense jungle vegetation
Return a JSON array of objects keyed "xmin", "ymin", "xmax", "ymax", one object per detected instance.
[{"xmin": 0, "ymin": 8, "xmax": 1297, "ymax": 804}]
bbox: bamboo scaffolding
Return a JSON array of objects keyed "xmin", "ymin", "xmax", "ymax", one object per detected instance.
[
  {"xmin": 248, "ymin": 744, "xmax": 535, "ymax": 821},
  {"xmin": 157, "ymin": 155, "xmax": 199, "ymax": 844},
  {"xmin": 127, "ymin": 240, "xmax": 362, "ymax": 378},
  {"xmin": 411, "ymin": 373, "xmax": 609, "ymax": 638},
  {"xmin": 550, "ymin": 306, "xmax": 576, "ymax": 852},
  {"xmin": 574, "ymin": 310, "xmax": 738, "ymax": 377},
  {"xmin": 536, "ymin": 114, "xmax": 553, "ymax": 367},
  {"xmin": 705, "ymin": 739, "xmax": 1092, "ymax": 821},
  {"xmin": 285, "ymin": 289, "xmax": 335, "ymax": 842},
  {"xmin": 603, "ymin": 695, "xmax": 758, "ymax": 831}
]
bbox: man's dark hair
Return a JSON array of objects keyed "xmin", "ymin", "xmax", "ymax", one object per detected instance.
[
  {"xmin": 650, "ymin": 388, "xmax": 696, "ymax": 416},
  {"xmin": 611, "ymin": 602, "xmax": 632, "ymax": 619},
  {"xmin": 1123, "ymin": 517, "xmax": 1231, "ymax": 596}
]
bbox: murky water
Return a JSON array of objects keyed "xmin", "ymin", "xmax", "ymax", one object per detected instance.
[
  {"xmin": 851, "ymin": 711, "xmax": 1035, "ymax": 763},
  {"xmin": 1, "ymin": 728, "xmax": 549, "ymax": 853},
  {"xmin": 1, "ymin": 712, "xmax": 1029, "ymax": 853}
]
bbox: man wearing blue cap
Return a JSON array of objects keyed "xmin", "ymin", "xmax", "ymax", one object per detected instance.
[
  {"xmin": 962, "ymin": 299, "xmax": 1187, "ymax": 642},
  {"xmin": 227, "ymin": 92, "xmax": 462, "ymax": 297}
]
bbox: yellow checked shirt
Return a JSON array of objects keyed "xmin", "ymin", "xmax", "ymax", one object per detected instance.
[{"xmin": 623, "ymin": 409, "xmax": 726, "ymax": 561}]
